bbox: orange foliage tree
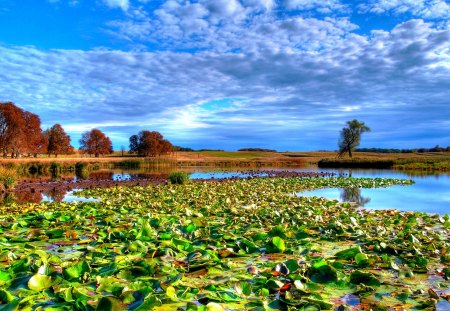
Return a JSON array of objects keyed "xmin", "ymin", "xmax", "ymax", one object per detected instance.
[
  {"xmin": 0, "ymin": 102, "xmax": 45, "ymax": 157},
  {"xmin": 129, "ymin": 131, "xmax": 173, "ymax": 157},
  {"xmin": 44, "ymin": 124, "xmax": 74, "ymax": 157},
  {"xmin": 79, "ymin": 129, "xmax": 113, "ymax": 157}
]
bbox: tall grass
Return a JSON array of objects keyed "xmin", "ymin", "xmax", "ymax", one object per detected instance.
[
  {"xmin": 0, "ymin": 167, "xmax": 18, "ymax": 190},
  {"xmin": 168, "ymin": 171, "xmax": 190, "ymax": 184}
]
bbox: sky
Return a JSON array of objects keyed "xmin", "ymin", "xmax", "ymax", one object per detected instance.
[{"xmin": 0, "ymin": 0, "xmax": 449, "ymax": 151}]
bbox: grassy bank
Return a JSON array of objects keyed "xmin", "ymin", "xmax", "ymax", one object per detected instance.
[
  {"xmin": 318, "ymin": 158, "xmax": 395, "ymax": 169},
  {"xmin": 1, "ymin": 151, "xmax": 450, "ymax": 172}
]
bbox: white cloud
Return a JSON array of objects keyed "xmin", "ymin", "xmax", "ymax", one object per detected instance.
[
  {"xmin": 243, "ymin": 0, "xmax": 276, "ymax": 11},
  {"xmin": 1, "ymin": 17, "xmax": 449, "ymax": 149},
  {"xmin": 107, "ymin": 0, "xmax": 358, "ymax": 53},
  {"xmin": 284, "ymin": 0, "xmax": 348, "ymax": 13},
  {"xmin": 103, "ymin": 0, "xmax": 129, "ymax": 11},
  {"xmin": 360, "ymin": 0, "xmax": 450, "ymax": 19}
]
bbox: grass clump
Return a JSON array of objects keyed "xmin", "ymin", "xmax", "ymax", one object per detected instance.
[
  {"xmin": 168, "ymin": 171, "xmax": 190, "ymax": 184},
  {"xmin": 0, "ymin": 166, "xmax": 18, "ymax": 191}
]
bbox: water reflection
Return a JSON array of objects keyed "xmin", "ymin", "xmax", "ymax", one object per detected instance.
[
  {"xmin": 340, "ymin": 188, "xmax": 370, "ymax": 207},
  {"xmin": 42, "ymin": 187, "xmax": 67, "ymax": 203},
  {"xmin": 4, "ymin": 167, "xmax": 450, "ymax": 214}
]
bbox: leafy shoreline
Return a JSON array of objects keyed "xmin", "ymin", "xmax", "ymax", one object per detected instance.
[{"xmin": 0, "ymin": 177, "xmax": 449, "ymax": 310}]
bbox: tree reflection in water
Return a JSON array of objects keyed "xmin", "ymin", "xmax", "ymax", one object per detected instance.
[{"xmin": 340, "ymin": 187, "xmax": 370, "ymax": 206}]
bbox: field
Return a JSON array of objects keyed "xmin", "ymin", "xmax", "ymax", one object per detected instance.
[
  {"xmin": 0, "ymin": 176, "xmax": 449, "ymax": 310},
  {"xmin": 2, "ymin": 150, "xmax": 449, "ymax": 168}
]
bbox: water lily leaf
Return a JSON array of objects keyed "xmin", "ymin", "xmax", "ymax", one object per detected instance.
[
  {"xmin": 184, "ymin": 223, "xmax": 196, "ymax": 234},
  {"xmin": 133, "ymin": 294, "xmax": 162, "ymax": 311},
  {"xmin": 272, "ymin": 237, "xmax": 286, "ymax": 253},
  {"xmin": 307, "ymin": 260, "xmax": 338, "ymax": 283},
  {"xmin": 63, "ymin": 261, "xmax": 91, "ymax": 281},
  {"xmin": 95, "ymin": 296, "xmax": 122, "ymax": 311},
  {"xmin": 284, "ymin": 259, "xmax": 299, "ymax": 272},
  {"xmin": 0, "ymin": 289, "xmax": 15, "ymax": 304},
  {"xmin": 28, "ymin": 273, "xmax": 55, "ymax": 291},
  {"xmin": 355, "ymin": 253, "xmax": 369, "ymax": 266},
  {"xmin": 136, "ymin": 220, "xmax": 153, "ymax": 241},
  {"xmin": 335, "ymin": 246, "xmax": 361, "ymax": 260},
  {"xmin": 217, "ymin": 291, "xmax": 241, "ymax": 302},
  {"xmin": 349, "ymin": 271, "xmax": 381, "ymax": 287},
  {"xmin": 166, "ymin": 286, "xmax": 177, "ymax": 301},
  {"xmin": 0, "ymin": 270, "xmax": 12, "ymax": 286},
  {"xmin": 234, "ymin": 281, "xmax": 252, "ymax": 296},
  {"xmin": 206, "ymin": 302, "xmax": 225, "ymax": 311}
]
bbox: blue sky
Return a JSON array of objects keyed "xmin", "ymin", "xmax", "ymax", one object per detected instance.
[{"xmin": 0, "ymin": 0, "xmax": 449, "ymax": 151}]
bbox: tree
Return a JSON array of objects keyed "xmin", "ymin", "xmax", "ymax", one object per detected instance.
[
  {"xmin": 22, "ymin": 111, "xmax": 46, "ymax": 157},
  {"xmin": 129, "ymin": 131, "xmax": 173, "ymax": 157},
  {"xmin": 79, "ymin": 129, "xmax": 113, "ymax": 157},
  {"xmin": 0, "ymin": 102, "xmax": 45, "ymax": 158},
  {"xmin": 44, "ymin": 124, "xmax": 73, "ymax": 157},
  {"xmin": 338, "ymin": 119, "xmax": 370, "ymax": 158}
]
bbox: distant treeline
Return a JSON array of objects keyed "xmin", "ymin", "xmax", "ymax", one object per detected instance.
[
  {"xmin": 238, "ymin": 148, "xmax": 277, "ymax": 152},
  {"xmin": 356, "ymin": 146, "xmax": 450, "ymax": 153},
  {"xmin": 173, "ymin": 146, "xmax": 195, "ymax": 152}
]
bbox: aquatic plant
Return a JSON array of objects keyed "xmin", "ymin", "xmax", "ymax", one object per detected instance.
[
  {"xmin": 0, "ymin": 177, "xmax": 448, "ymax": 310},
  {"xmin": 168, "ymin": 171, "xmax": 190, "ymax": 184},
  {"xmin": 0, "ymin": 166, "xmax": 18, "ymax": 190}
]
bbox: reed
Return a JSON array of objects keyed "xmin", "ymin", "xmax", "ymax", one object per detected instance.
[{"xmin": 0, "ymin": 166, "xmax": 18, "ymax": 191}]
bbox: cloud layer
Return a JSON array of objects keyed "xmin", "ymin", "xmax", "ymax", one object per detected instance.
[{"xmin": 0, "ymin": 0, "xmax": 449, "ymax": 150}]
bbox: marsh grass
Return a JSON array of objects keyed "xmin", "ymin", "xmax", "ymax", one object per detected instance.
[
  {"xmin": 0, "ymin": 166, "xmax": 18, "ymax": 190},
  {"xmin": 168, "ymin": 171, "xmax": 190, "ymax": 184}
]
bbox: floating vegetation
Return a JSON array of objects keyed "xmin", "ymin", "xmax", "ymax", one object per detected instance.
[{"xmin": 0, "ymin": 176, "xmax": 449, "ymax": 310}]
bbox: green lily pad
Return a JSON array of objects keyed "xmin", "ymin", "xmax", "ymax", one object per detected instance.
[{"xmin": 349, "ymin": 271, "xmax": 381, "ymax": 287}]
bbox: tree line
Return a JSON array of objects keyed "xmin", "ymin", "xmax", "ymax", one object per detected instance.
[{"xmin": 0, "ymin": 102, "xmax": 173, "ymax": 158}]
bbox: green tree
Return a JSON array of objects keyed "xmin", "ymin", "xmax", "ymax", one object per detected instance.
[{"xmin": 338, "ymin": 119, "xmax": 370, "ymax": 158}]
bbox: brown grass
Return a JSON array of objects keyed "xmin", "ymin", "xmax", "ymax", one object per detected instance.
[{"xmin": 1, "ymin": 151, "xmax": 449, "ymax": 167}]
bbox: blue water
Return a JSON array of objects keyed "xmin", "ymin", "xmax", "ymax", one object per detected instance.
[
  {"xmin": 50, "ymin": 168, "xmax": 450, "ymax": 215},
  {"xmin": 190, "ymin": 168, "xmax": 450, "ymax": 215},
  {"xmin": 299, "ymin": 168, "xmax": 450, "ymax": 215}
]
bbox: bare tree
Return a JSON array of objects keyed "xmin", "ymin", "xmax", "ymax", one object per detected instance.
[{"xmin": 338, "ymin": 119, "xmax": 370, "ymax": 158}]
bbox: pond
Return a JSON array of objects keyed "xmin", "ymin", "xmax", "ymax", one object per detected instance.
[
  {"xmin": 10, "ymin": 167, "xmax": 450, "ymax": 215},
  {"xmin": 189, "ymin": 167, "xmax": 450, "ymax": 214},
  {"xmin": 297, "ymin": 168, "xmax": 450, "ymax": 215}
]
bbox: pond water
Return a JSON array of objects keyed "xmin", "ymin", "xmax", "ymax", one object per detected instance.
[
  {"xmin": 189, "ymin": 167, "xmax": 450, "ymax": 214},
  {"xmin": 297, "ymin": 168, "xmax": 450, "ymax": 215},
  {"xmin": 13, "ymin": 167, "xmax": 450, "ymax": 215}
]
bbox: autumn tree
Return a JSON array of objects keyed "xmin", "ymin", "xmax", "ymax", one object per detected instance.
[
  {"xmin": 44, "ymin": 124, "xmax": 73, "ymax": 157},
  {"xmin": 0, "ymin": 102, "xmax": 45, "ymax": 158},
  {"xmin": 79, "ymin": 129, "xmax": 113, "ymax": 157},
  {"xmin": 338, "ymin": 119, "xmax": 370, "ymax": 158},
  {"xmin": 23, "ymin": 111, "xmax": 47, "ymax": 156},
  {"xmin": 129, "ymin": 131, "xmax": 173, "ymax": 157}
]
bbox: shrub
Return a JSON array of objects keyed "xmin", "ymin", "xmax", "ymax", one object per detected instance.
[
  {"xmin": 0, "ymin": 167, "xmax": 18, "ymax": 190},
  {"xmin": 50, "ymin": 162, "xmax": 61, "ymax": 173},
  {"xmin": 116, "ymin": 159, "xmax": 142, "ymax": 169},
  {"xmin": 75, "ymin": 162, "xmax": 88, "ymax": 173},
  {"xmin": 168, "ymin": 171, "xmax": 190, "ymax": 184}
]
